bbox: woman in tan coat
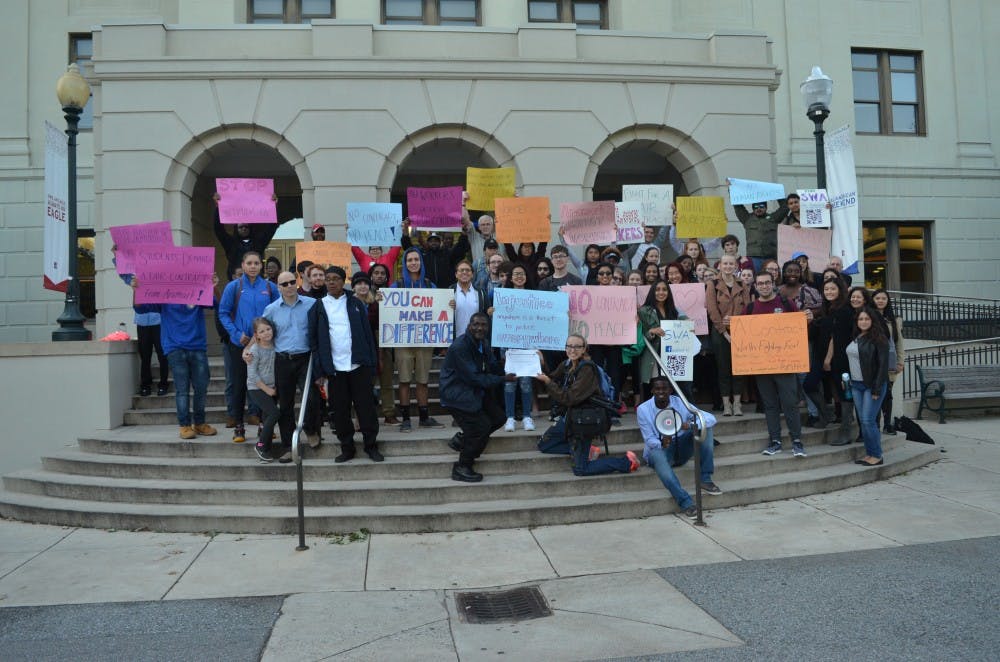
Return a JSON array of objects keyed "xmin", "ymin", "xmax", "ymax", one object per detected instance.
[{"xmin": 706, "ymin": 255, "xmax": 751, "ymax": 416}]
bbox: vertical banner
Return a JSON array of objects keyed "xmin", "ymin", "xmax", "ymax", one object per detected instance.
[
  {"xmin": 465, "ymin": 167, "xmax": 516, "ymax": 211},
  {"xmin": 622, "ymin": 184, "xmax": 673, "ymax": 226},
  {"xmin": 406, "ymin": 187, "xmax": 464, "ymax": 231},
  {"xmin": 43, "ymin": 121, "xmax": 68, "ymax": 292},
  {"xmin": 561, "ymin": 285, "xmax": 637, "ymax": 345},
  {"xmin": 346, "ymin": 203, "xmax": 402, "ymax": 245},
  {"xmin": 614, "ymin": 202, "xmax": 644, "ymax": 243},
  {"xmin": 675, "ymin": 197, "xmax": 727, "ymax": 238},
  {"xmin": 797, "ymin": 189, "xmax": 831, "ymax": 228},
  {"xmin": 216, "ymin": 178, "xmax": 277, "ymax": 224},
  {"xmin": 824, "ymin": 125, "xmax": 861, "ymax": 274},
  {"xmin": 491, "ymin": 288, "xmax": 569, "ymax": 350},
  {"xmin": 659, "ymin": 319, "xmax": 699, "ymax": 381},
  {"xmin": 494, "ymin": 196, "xmax": 551, "ymax": 243},
  {"xmin": 378, "ymin": 288, "xmax": 454, "ymax": 347}
]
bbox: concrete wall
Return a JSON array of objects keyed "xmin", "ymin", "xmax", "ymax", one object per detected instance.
[{"xmin": 0, "ymin": 341, "xmax": 137, "ymax": 474}]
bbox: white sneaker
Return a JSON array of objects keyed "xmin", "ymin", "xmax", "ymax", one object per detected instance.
[
  {"xmin": 504, "ymin": 417, "xmax": 515, "ymax": 432},
  {"xmin": 522, "ymin": 417, "xmax": 535, "ymax": 431}
]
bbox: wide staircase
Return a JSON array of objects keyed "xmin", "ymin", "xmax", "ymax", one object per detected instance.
[{"xmin": 0, "ymin": 354, "xmax": 940, "ymax": 534}]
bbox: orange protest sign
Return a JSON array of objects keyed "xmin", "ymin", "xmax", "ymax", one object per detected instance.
[
  {"xmin": 294, "ymin": 241, "xmax": 352, "ymax": 272},
  {"xmin": 730, "ymin": 311, "xmax": 810, "ymax": 375},
  {"xmin": 494, "ymin": 197, "xmax": 551, "ymax": 243}
]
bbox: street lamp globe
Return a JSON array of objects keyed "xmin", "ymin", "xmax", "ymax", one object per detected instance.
[
  {"xmin": 800, "ymin": 65, "xmax": 833, "ymax": 119},
  {"xmin": 56, "ymin": 63, "xmax": 91, "ymax": 110}
]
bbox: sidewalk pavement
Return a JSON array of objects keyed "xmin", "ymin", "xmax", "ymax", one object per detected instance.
[{"xmin": 1, "ymin": 416, "xmax": 997, "ymax": 660}]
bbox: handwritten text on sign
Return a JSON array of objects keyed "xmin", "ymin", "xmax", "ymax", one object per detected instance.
[
  {"xmin": 110, "ymin": 221, "xmax": 173, "ymax": 274},
  {"xmin": 131, "ymin": 245, "xmax": 215, "ymax": 307},
  {"xmin": 495, "ymin": 197, "xmax": 551, "ymax": 244},
  {"xmin": 466, "ymin": 167, "xmax": 516, "ymax": 211},
  {"xmin": 777, "ymin": 225, "xmax": 832, "ymax": 268},
  {"xmin": 659, "ymin": 319, "xmax": 699, "ymax": 381},
  {"xmin": 728, "ymin": 178, "xmax": 786, "ymax": 206},
  {"xmin": 379, "ymin": 288, "xmax": 455, "ymax": 348},
  {"xmin": 669, "ymin": 283, "xmax": 709, "ymax": 335},
  {"xmin": 622, "ymin": 184, "xmax": 673, "ymax": 226},
  {"xmin": 730, "ymin": 311, "xmax": 810, "ymax": 375},
  {"xmin": 407, "ymin": 187, "xmax": 464, "ymax": 231},
  {"xmin": 615, "ymin": 202, "xmax": 644, "ymax": 243},
  {"xmin": 561, "ymin": 285, "xmax": 637, "ymax": 345},
  {"xmin": 491, "ymin": 288, "xmax": 569, "ymax": 351},
  {"xmin": 675, "ymin": 197, "xmax": 727, "ymax": 238},
  {"xmin": 295, "ymin": 241, "xmax": 352, "ymax": 272},
  {"xmin": 346, "ymin": 203, "xmax": 401, "ymax": 246},
  {"xmin": 797, "ymin": 188, "xmax": 831, "ymax": 228},
  {"xmin": 559, "ymin": 201, "xmax": 616, "ymax": 246},
  {"xmin": 216, "ymin": 178, "xmax": 276, "ymax": 224}
]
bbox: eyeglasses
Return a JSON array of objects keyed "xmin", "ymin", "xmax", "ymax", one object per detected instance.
[
  {"xmin": 552, "ymin": 254, "xmax": 568, "ymax": 259},
  {"xmin": 565, "ymin": 344, "xmax": 585, "ymax": 350},
  {"xmin": 278, "ymin": 280, "xmax": 297, "ymax": 287}
]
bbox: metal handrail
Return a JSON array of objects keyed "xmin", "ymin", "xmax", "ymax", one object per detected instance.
[
  {"xmin": 887, "ymin": 290, "xmax": 1000, "ymax": 304},
  {"xmin": 291, "ymin": 356, "xmax": 313, "ymax": 552},
  {"xmin": 643, "ymin": 343, "xmax": 708, "ymax": 526}
]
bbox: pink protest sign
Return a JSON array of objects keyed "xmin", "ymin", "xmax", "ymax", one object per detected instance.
[
  {"xmin": 407, "ymin": 186, "xmax": 464, "ymax": 230},
  {"xmin": 110, "ymin": 221, "xmax": 173, "ymax": 274},
  {"xmin": 131, "ymin": 245, "xmax": 216, "ymax": 307},
  {"xmin": 635, "ymin": 284, "xmax": 651, "ymax": 307},
  {"xmin": 216, "ymin": 178, "xmax": 277, "ymax": 224},
  {"xmin": 778, "ymin": 225, "xmax": 832, "ymax": 268},
  {"xmin": 561, "ymin": 285, "xmax": 637, "ymax": 345},
  {"xmin": 670, "ymin": 283, "xmax": 709, "ymax": 335},
  {"xmin": 559, "ymin": 201, "xmax": 616, "ymax": 245}
]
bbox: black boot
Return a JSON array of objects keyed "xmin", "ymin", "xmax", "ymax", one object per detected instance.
[
  {"xmin": 451, "ymin": 462, "xmax": 483, "ymax": 483},
  {"xmin": 805, "ymin": 391, "xmax": 830, "ymax": 428},
  {"xmin": 448, "ymin": 431, "xmax": 465, "ymax": 453},
  {"xmin": 830, "ymin": 405, "xmax": 855, "ymax": 446}
]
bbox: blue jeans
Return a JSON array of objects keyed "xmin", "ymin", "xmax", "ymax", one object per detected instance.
[
  {"xmin": 167, "ymin": 349, "xmax": 209, "ymax": 426},
  {"xmin": 222, "ymin": 341, "xmax": 235, "ymax": 418},
  {"xmin": 538, "ymin": 416, "xmax": 571, "ymax": 455},
  {"xmin": 646, "ymin": 427, "xmax": 716, "ymax": 509},
  {"xmin": 504, "ymin": 377, "xmax": 533, "ymax": 418},
  {"xmin": 851, "ymin": 380, "xmax": 887, "ymax": 459},
  {"xmin": 571, "ymin": 439, "xmax": 629, "ymax": 476}
]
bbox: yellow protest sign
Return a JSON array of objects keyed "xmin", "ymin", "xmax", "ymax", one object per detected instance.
[
  {"xmin": 494, "ymin": 197, "xmax": 551, "ymax": 243},
  {"xmin": 675, "ymin": 196, "xmax": 727, "ymax": 238},
  {"xmin": 466, "ymin": 167, "xmax": 516, "ymax": 211},
  {"xmin": 730, "ymin": 311, "xmax": 810, "ymax": 375},
  {"xmin": 294, "ymin": 241, "xmax": 352, "ymax": 272}
]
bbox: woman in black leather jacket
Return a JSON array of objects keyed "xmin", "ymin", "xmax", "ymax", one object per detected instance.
[{"xmin": 845, "ymin": 306, "xmax": 891, "ymax": 466}]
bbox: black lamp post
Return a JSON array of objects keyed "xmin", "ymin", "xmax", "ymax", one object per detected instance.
[
  {"xmin": 52, "ymin": 63, "xmax": 92, "ymax": 341},
  {"xmin": 800, "ymin": 66, "xmax": 833, "ymax": 190}
]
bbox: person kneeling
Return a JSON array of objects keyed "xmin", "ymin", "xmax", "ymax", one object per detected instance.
[
  {"xmin": 536, "ymin": 334, "xmax": 639, "ymax": 476},
  {"xmin": 637, "ymin": 376, "xmax": 723, "ymax": 518}
]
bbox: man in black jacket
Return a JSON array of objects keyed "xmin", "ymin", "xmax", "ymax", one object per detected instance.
[
  {"xmin": 439, "ymin": 313, "xmax": 515, "ymax": 482},
  {"xmin": 310, "ymin": 266, "xmax": 383, "ymax": 463},
  {"xmin": 212, "ymin": 191, "xmax": 285, "ymax": 277}
]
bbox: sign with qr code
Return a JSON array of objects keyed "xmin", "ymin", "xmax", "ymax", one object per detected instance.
[
  {"xmin": 659, "ymin": 319, "xmax": 698, "ymax": 381},
  {"xmin": 797, "ymin": 189, "xmax": 831, "ymax": 228}
]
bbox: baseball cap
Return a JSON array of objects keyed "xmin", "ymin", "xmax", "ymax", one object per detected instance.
[{"xmin": 312, "ymin": 223, "xmax": 325, "ymax": 233}]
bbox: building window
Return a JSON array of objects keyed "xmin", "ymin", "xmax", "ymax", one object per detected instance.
[
  {"xmin": 528, "ymin": 1, "xmax": 607, "ymax": 29},
  {"xmin": 68, "ymin": 34, "xmax": 94, "ymax": 131},
  {"xmin": 851, "ymin": 49, "xmax": 924, "ymax": 135},
  {"xmin": 78, "ymin": 230, "xmax": 97, "ymax": 319},
  {"xmin": 248, "ymin": 0, "xmax": 334, "ymax": 24},
  {"xmin": 382, "ymin": 0, "xmax": 480, "ymax": 26},
  {"xmin": 863, "ymin": 222, "xmax": 931, "ymax": 293}
]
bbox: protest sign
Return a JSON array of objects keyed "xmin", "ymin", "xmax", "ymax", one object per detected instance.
[
  {"xmin": 43, "ymin": 122, "xmax": 68, "ymax": 292},
  {"xmin": 825, "ymin": 125, "xmax": 861, "ymax": 273},
  {"xmin": 622, "ymin": 184, "xmax": 673, "ymax": 226},
  {"xmin": 491, "ymin": 288, "xmax": 569, "ymax": 351},
  {"xmin": 728, "ymin": 178, "xmax": 786, "ymax": 206},
  {"xmin": 730, "ymin": 311, "xmax": 810, "ymax": 375},
  {"xmin": 615, "ymin": 202, "xmax": 644, "ymax": 243},
  {"xmin": 669, "ymin": 283, "xmax": 709, "ymax": 335},
  {"xmin": 504, "ymin": 349, "xmax": 543, "ymax": 378},
  {"xmin": 378, "ymin": 288, "xmax": 454, "ymax": 347},
  {"xmin": 659, "ymin": 319, "xmax": 699, "ymax": 381},
  {"xmin": 216, "ymin": 178, "xmax": 276, "ymax": 224},
  {"xmin": 797, "ymin": 189, "xmax": 831, "ymax": 228},
  {"xmin": 495, "ymin": 197, "xmax": 551, "ymax": 243},
  {"xmin": 635, "ymin": 284, "xmax": 651, "ymax": 307},
  {"xmin": 131, "ymin": 245, "xmax": 215, "ymax": 307},
  {"xmin": 561, "ymin": 285, "xmax": 637, "ymax": 345},
  {"xmin": 346, "ymin": 203, "xmax": 402, "ymax": 246},
  {"xmin": 466, "ymin": 167, "xmax": 516, "ymax": 211},
  {"xmin": 295, "ymin": 241, "xmax": 352, "ymax": 272},
  {"xmin": 777, "ymin": 225, "xmax": 832, "ymax": 267},
  {"xmin": 110, "ymin": 221, "xmax": 173, "ymax": 275},
  {"xmin": 406, "ymin": 187, "xmax": 464, "ymax": 231},
  {"xmin": 675, "ymin": 197, "xmax": 727, "ymax": 238},
  {"xmin": 559, "ymin": 201, "xmax": 616, "ymax": 245}
]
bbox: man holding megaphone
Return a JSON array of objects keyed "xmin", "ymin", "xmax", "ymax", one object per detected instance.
[{"xmin": 637, "ymin": 376, "xmax": 723, "ymax": 519}]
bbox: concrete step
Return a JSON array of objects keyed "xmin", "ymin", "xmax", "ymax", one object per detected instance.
[{"xmin": 0, "ymin": 442, "xmax": 940, "ymax": 534}]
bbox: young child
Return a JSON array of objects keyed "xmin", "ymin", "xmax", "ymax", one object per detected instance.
[{"xmin": 245, "ymin": 317, "xmax": 286, "ymax": 463}]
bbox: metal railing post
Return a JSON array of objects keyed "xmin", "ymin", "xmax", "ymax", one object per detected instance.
[{"xmin": 292, "ymin": 357, "xmax": 313, "ymax": 552}]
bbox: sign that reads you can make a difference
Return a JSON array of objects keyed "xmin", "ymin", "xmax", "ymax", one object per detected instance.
[{"xmin": 378, "ymin": 288, "xmax": 455, "ymax": 348}]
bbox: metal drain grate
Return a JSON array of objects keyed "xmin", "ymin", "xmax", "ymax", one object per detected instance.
[{"xmin": 455, "ymin": 586, "xmax": 552, "ymax": 623}]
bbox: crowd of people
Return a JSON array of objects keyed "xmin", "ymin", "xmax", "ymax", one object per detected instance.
[{"xmin": 120, "ymin": 188, "xmax": 903, "ymax": 505}]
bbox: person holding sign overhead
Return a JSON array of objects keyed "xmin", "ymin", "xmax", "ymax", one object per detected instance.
[
  {"xmin": 212, "ymin": 191, "xmax": 284, "ymax": 278},
  {"xmin": 728, "ymin": 183, "xmax": 792, "ymax": 272}
]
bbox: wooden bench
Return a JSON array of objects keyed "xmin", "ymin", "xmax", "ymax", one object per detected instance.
[{"xmin": 916, "ymin": 364, "xmax": 1000, "ymax": 423}]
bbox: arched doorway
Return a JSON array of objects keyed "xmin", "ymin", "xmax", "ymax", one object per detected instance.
[{"xmin": 591, "ymin": 144, "xmax": 687, "ymax": 202}]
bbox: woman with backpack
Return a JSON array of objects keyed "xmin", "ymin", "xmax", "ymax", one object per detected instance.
[{"xmin": 536, "ymin": 335, "xmax": 640, "ymax": 477}]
